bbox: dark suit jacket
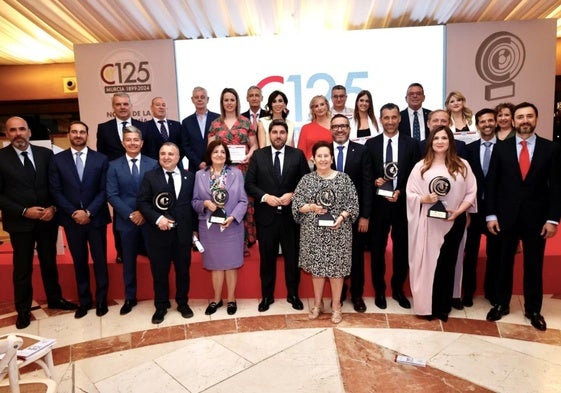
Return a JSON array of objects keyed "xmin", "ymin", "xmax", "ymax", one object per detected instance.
[
  {"xmin": 398, "ymin": 108, "xmax": 431, "ymax": 140},
  {"xmin": 365, "ymin": 133, "xmax": 420, "ymax": 214},
  {"xmin": 97, "ymin": 118, "xmax": 143, "ymax": 161},
  {"xmin": 137, "ymin": 167, "xmax": 196, "ymax": 244},
  {"xmin": 333, "ymin": 141, "xmax": 374, "ymax": 219},
  {"xmin": 49, "ymin": 148, "xmax": 111, "ymax": 228},
  {"xmin": 181, "ymin": 111, "xmax": 220, "ymax": 171},
  {"xmin": 106, "ymin": 154, "xmax": 158, "ymax": 232},
  {"xmin": 486, "ymin": 135, "xmax": 561, "ymax": 230},
  {"xmin": 245, "ymin": 145, "xmax": 310, "ymax": 226},
  {"xmin": 241, "ymin": 109, "xmax": 267, "ymax": 121},
  {"xmin": 141, "ymin": 119, "xmax": 184, "ymax": 160},
  {"xmin": 465, "ymin": 139, "xmax": 488, "ymax": 205},
  {"xmin": 0, "ymin": 145, "xmax": 55, "ymax": 232}
]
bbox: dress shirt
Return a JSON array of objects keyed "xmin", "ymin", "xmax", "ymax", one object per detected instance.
[
  {"xmin": 154, "ymin": 118, "xmax": 169, "ymax": 135},
  {"xmin": 271, "ymin": 146, "xmax": 286, "ymax": 174},
  {"xmin": 332, "ymin": 140, "xmax": 350, "ymax": 172},
  {"xmin": 515, "ymin": 134, "xmax": 536, "ymax": 161},
  {"xmin": 162, "ymin": 167, "xmax": 181, "ymax": 198},
  {"xmin": 126, "ymin": 154, "xmax": 142, "ymax": 172},
  {"xmin": 13, "ymin": 146, "xmax": 36, "ymax": 168},
  {"xmin": 407, "ymin": 108, "xmax": 426, "ymax": 141},
  {"xmin": 382, "ymin": 134, "xmax": 399, "ymax": 188},
  {"xmin": 196, "ymin": 111, "xmax": 208, "ymax": 138},
  {"xmin": 71, "ymin": 147, "xmax": 88, "ymax": 166},
  {"xmin": 479, "ymin": 136, "xmax": 497, "ymax": 170},
  {"xmin": 116, "ymin": 118, "xmax": 132, "ymax": 141}
]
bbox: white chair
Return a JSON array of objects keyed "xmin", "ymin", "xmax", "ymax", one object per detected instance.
[
  {"xmin": 0, "ymin": 334, "xmax": 55, "ymax": 380},
  {"xmin": 0, "ymin": 334, "xmax": 57, "ymax": 393}
]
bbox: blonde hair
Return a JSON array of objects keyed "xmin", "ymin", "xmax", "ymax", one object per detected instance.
[
  {"xmin": 308, "ymin": 95, "xmax": 331, "ymax": 121},
  {"xmin": 445, "ymin": 91, "xmax": 473, "ymax": 126}
]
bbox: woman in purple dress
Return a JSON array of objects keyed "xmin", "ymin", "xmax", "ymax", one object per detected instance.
[{"xmin": 192, "ymin": 140, "xmax": 248, "ymax": 315}]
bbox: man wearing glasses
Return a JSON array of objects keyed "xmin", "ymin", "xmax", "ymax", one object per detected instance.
[
  {"xmin": 331, "ymin": 85, "xmax": 353, "ymax": 120},
  {"xmin": 398, "ymin": 83, "xmax": 432, "ymax": 142}
]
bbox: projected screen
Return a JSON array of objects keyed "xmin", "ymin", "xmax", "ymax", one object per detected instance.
[{"xmin": 175, "ymin": 26, "xmax": 444, "ymax": 141}]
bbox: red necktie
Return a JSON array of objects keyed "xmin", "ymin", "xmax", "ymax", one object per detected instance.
[{"xmin": 519, "ymin": 140, "xmax": 530, "ymax": 180}]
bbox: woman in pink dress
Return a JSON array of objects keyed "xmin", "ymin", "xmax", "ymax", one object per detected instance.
[
  {"xmin": 406, "ymin": 126, "xmax": 477, "ymax": 322},
  {"xmin": 297, "ymin": 95, "xmax": 332, "ymax": 167},
  {"xmin": 208, "ymin": 88, "xmax": 258, "ymax": 252}
]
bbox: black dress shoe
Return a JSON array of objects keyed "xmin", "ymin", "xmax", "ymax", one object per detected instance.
[
  {"xmin": 462, "ymin": 296, "xmax": 474, "ymax": 307},
  {"xmin": 120, "ymin": 299, "xmax": 137, "ymax": 315},
  {"xmin": 48, "ymin": 298, "xmax": 79, "ymax": 310},
  {"xmin": 486, "ymin": 305, "xmax": 510, "ymax": 321},
  {"xmin": 287, "ymin": 295, "xmax": 304, "ymax": 310},
  {"xmin": 177, "ymin": 304, "xmax": 194, "ymax": 318},
  {"xmin": 16, "ymin": 312, "xmax": 31, "ymax": 329},
  {"xmin": 351, "ymin": 297, "xmax": 367, "ymax": 313},
  {"xmin": 151, "ymin": 308, "xmax": 167, "ymax": 324},
  {"xmin": 392, "ymin": 293, "xmax": 411, "ymax": 309},
  {"xmin": 417, "ymin": 315, "xmax": 434, "ymax": 321},
  {"xmin": 374, "ymin": 295, "xmax": 387, "ymax": 310},
  {"xmin": 433, "ymin": 312, "xmax": 449, "ymax": 322},
  {"xmin": 227, "ymin": 301, "xmax": 237, "ymax": 315},
  {"xmin": 205, "ymin": 300, "xmax": 223, "ymax": 315},
  {"xmin": 525, "ymin": 312, "xmax": 547, "ymax": 331},
  {"xmin": 74, "ymin": 304, "xmax": 91, "ymax": 319},
  {"xmin": 96, "ymin": 302, "xmax": 108, "ymax": 317},
  {"xmin": 451, "ymin": 298, "xmax": 464, "ymax": 310},
  {"xmin": 258, "ymin": 297, "xmax": 274, "ymax": 312}
]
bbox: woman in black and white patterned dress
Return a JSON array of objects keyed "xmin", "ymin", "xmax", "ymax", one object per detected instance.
[{"xmin": 292, "ymin": 141, "xmax": 359, "ymax": 324}]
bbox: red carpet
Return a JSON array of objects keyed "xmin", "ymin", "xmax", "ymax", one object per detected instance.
[{"xmin": 0, "ymin": 225, "xmax": 559, "ymax": 302}]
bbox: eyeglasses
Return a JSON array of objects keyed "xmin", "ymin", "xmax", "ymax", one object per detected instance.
[
  {"xmin": 330, "ymin": 124, "xmax": 349, "ymax": 130},
  {"xmin": 332, "ymin": 95, "xmax": 347, "ymax": 99}
]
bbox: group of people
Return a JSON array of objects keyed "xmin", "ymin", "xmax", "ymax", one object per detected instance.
[{"xmin": 1, "ymin": 82, "xmax": 559, "ymax": 330}]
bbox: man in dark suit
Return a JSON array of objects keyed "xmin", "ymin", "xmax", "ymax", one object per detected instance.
[
  {"xmin": 486, "ymin": 102, "xmax": 561, "ymax": 331},
  {"xmin": 50, "ymin": 121, "xmax": 111, "ymax": 319},
  {"xmin": 398, "ymin": 83, "xmax": 431, "ymax": 141},
  {"xmin": 107, "ymin": 126, "xmax": 158, "ymax": 315},
  {"xmin": 245, "ymin": 119, "xmax": 310, "ymax": 312},
  {"xmin": 463, "ymin": 108, "xmax": 500, "ymax": 307},
  {"xmin": 181, "ymin": 87, "xmax": 220, "ymax": 172},
  {"xmin": 330, "ymin": 114, "xmax": 373, "ymax": 312},
  {"xmin": 0, "ymin": 117, "xmax": 77, "ymax": 329},
  {"xmin": 137, "ymin": 142, "xmax": 197, "ymax": 324},
  {"xmin": 365, "ymin": 104, "xmax": 420, "ymax": 310},
  {"xmin": 142, "ymin": 96, "xmax": 185, "ymax": 160},
  {"xmin": 241, "ymin": 85, "xmax": 266, "ymax": 128},
  {"xmin": 97, "ymin": 92, "xmax": 143, "ymax": 263}
]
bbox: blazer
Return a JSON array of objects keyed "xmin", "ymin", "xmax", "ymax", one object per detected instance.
[
  {"xmin": 106, "ymin": 154, "xmax": 158, "ymax": 232},
  {"xmin": 49, "ymin": 148, "xmax": 111, "ymax": 228},
  {"xmin": 96, "ymin": 118, "xmax": 143, "ymax": 161},
  {"xmin": 365, "ymin": 133, "xmax": 421, "ymax": 213},
  {"xmin": 137, "ymin": 167, "xmax": 196, "ymax": 244},
  {"xmin": 0, "ymin": 145, "xmax": 55, "ymax": 232},
  {"xmin": 181, "ymin": 110, "xmax": 220, "ymax": 171},
  {"xmin": 141, "ymin": 119, "xmax": 184, "ymax": 160},
  {"xmin": 245, "ymin": 145, "xmax": 310, "ymax": 226},
  {"xmin": 398, "ymin": 108, "xmax": 431, "ymax": 140},
  {"xmin": 465, "ymin": 139, "xmax": 488, "ymax": 205},
  {"xmin": 485, "ymin": 135, "xmax": 561, "ymax": 230},
  {"xmin": 241, "ymin": 109, "xmax": 267, "ymax": 121},
  {"xmin": 332, "ymin": 141, "xmax": 374, "ymax": 219},
  {"xmin": 192, "ymin": 166, "xmax": 248, "ymax": 224}
]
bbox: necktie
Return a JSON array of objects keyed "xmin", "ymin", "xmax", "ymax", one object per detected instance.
[
  {"xmin": 482, "ymin": 141, "xmax": 492, "ymax": 176},
  {"xmin": 413, "ymin": 111, "xmax": 421, "ymax": 141},
  {"xmin": 274, "ymin": 151, "xmax": 282, "ymax": 180},
  {"xmin": 386, "ymin": 139, "xmax": 393, "ymax": 162},
  {"xmin": 75, "ymin": 151, "xmax": 84, "ymax": 181},
  {"xmin": 131, "ymin": 158, "xmax": 139, "ymax": 189},
  {"xmin": 166, "ymin": 171, "xmax": 176, "ymax": 197},
  {"xmin": 158, "ymin": 120, "xmax": 169, "ymax": 141},
  {"xmin": 251, "ymin": 113, "xmax": 257, "ymax": 131},
  {"xmin": 519, "ymin": 140, "xmax": 530, "ymax": 180},
  {"xmin": 336, "ymin": 146, "xmax": 344, "ymax": 172},
  {"xmin": 21, "ymin": 151, "xmax": 36, "ymax": 179},
  {"xmin": 121, "ymin": 121, "xmax": 128, "ymax": 139}
]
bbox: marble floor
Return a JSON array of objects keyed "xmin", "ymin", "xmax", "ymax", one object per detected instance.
[{"xmin": 1, "ymin": 294, "xmax": 561, "ymax": 393}]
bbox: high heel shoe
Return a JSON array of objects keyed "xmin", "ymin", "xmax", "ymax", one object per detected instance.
[
  {"xmin": 308, "ymin": 300, "xmax": 324, "ymax": 320},
  {"xmin": 331, "ymin": 309, "xmax": 343, "ymax": 324}
]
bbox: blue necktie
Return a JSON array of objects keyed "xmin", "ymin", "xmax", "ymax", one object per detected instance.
[
  {"xmin": 131, "ymin": 158, "xmax": 140, "ymax": 189},
  {"xmin": 336, "ymin": 146, "xmax": 344, "ymax": 172},
  {"xmin": 482, "ymin": 141, "xmax": 492, "ymax": 176},
  {"xmin": 413, "ymin": 111, "xmax": 421, "ymax": 141},
  {"xmin": 75, "ymin": 152, "xmax": 84, "ymax": 181}
]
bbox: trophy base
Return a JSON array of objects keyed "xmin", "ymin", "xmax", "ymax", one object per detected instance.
[
  {"xmin": 427, "ymin": 210, "xmax": 448, "ymax": 219},
  {"xmin": 318, "ymin": 213, "xmax": 335, "ymax": 227},
  {"xmin": 376, "ymin": 188, "xmax": 395, "ymax": 198},
  {"xmin": 209, "ymin": 216, "xmax": 227, "ymax": 224}
]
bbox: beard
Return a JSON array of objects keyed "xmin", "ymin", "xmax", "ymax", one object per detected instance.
[{"xmin": 516, "ymin": 123, "xmax": 535, "ymax": 135}]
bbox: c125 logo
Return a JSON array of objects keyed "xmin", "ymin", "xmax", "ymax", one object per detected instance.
[
  {"xmin": 99, "ymin": 49, "xmax": 153, "ymax": 95},
  {"xmin": 257, "ymin": 71, "xmax": 368, "ymax": 121}
]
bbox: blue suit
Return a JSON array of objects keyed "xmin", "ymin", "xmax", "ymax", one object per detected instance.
[
  {"xmin": 49, "ymin": 148, "xmax": 110, "ymax": 307},
  {"xmin": 107, "ymin": 154, "xmax": 158, "ymax": 300},
  {"xmin": 181, "ymin": 111, "xmax": 219, "ymax": 172},
  {"xmin": 141, "ymin": 119, "xmax": 184, "ymax": 160}
]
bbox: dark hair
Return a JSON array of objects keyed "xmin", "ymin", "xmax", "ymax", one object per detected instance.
[
  {"xmin": 331, "ymin": 113, "xmax": 350, "ymax": 125},
  {"xmin": 203, "ymin": 140, "xmax": 232, "ymax": 168},
  {"xmin": 379, "ymin": 103, "xmax": 400, "ymax": 117},
  {"xmin": 494, "ymin": 102, "xmax": 515, "ymax": 115},
  {"xmin": 219, "ymin": 87, "xmax": 240, "ymax": 119},
  {"xmin": 311, "ymin": 140, "xmax": 333, "ymax": 158},
  {"xmin": 475, "ymin": 108, "xmax": 496, "ymax": 124},
  {"xmin": 353, "ymin": 90, "xmax": 378, "ymax": 132},
  {"xmin": 331, "ymin": 85, "xmax": 346, "ymax": 93},
  {"xmin": 264, "ymin": 90, "xmax": 289, "ymax": 119},
  {"xmin": 269, "ymin": 118, "xmax": 288, "ymax": 133},
  {"xmin": 422, "ymin": 126, "xmax": 467, "ymax": 180},
  {"xmin": 407, "ymin": 83, "xmax": 424, "ymax": 93},
  {"xmin": 513, "ymin": 102, "xmax": 538, "ymax": 117},
  {"xmin": 69, "ymin": 120, "xmax": 89, "ymax": 133}
]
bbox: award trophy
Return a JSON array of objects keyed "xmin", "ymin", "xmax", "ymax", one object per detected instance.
[
  {"xmin": 376, "ymin": 162, "xmax": 398, "ymax": 197},
  {"xmin": 154, "ymin": 192, "xmax": 176, "ymax": 227},
  {"xmin": 427, "ymin": 176, "xmax": 451, "ymax": 219},
  {"xmin": 209, "ymin": 188, "xmax": 228, "ymax": 224},
  {"xmin": 316, "ymin": 187, "xmax": 336, "ymax": 227}
]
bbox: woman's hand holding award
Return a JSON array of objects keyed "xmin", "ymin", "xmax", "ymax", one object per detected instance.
[{"xmin": 427, "ymin": 176, "xmax": 450, "ymax": 219}]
